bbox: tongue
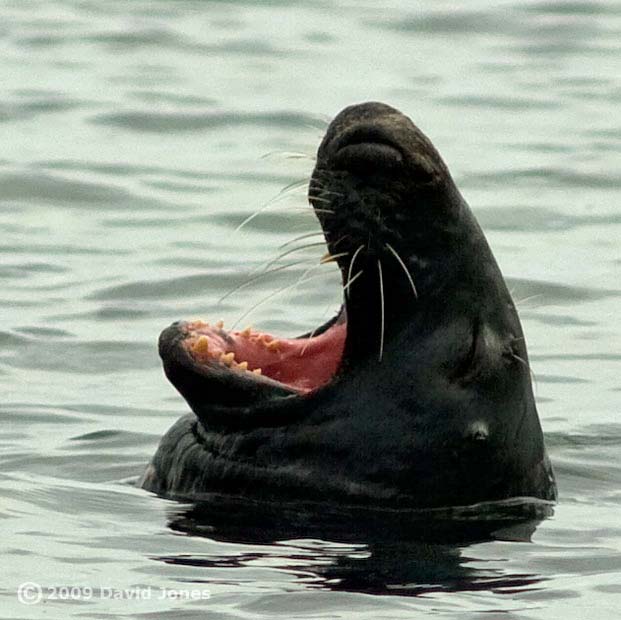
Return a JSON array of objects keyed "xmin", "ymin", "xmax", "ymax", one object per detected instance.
[{"xmin": 186, "ymin": 321, "xmax": 346, "ymax": 393}]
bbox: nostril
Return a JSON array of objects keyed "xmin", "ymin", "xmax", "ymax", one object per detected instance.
[
  {"xmin": 330, "ymin": 125, "xmax": 405, "ymax": 175},
  {"xmin": 332, "ymin": 142, "xmax": 403, "ymax": 174}
]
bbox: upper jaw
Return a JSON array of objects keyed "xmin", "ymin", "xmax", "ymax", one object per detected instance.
[{"xmin": 159, "ymin": 322, "xmax": 300, "ymax": 413}]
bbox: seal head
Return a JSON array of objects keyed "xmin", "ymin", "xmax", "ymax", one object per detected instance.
[{"xmin": 142, "ymin": 102, "xmax": 556, "ymax": 508}]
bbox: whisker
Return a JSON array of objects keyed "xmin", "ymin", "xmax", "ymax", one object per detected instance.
[
  {"xmin": 346, "ymin": 245, "xmax": 364, "ymax": 298},
  {"xmin": 377, "ymin": 259, "xmax": 385, "ymax": 362},
  {"xmin": 385, "ymin": 242, "xmax": 418, "ymax": 298},
  {"xmin": 515, "ymin": 294, "xmax": 544, "ymax": 307},
  {"xmin": 231, "ymin": 265, "xmax": 334, "ymax": 330},
  {"xmin": 258, "ymin": 241, "xmax": 328, "ymax": 274},
  {"xmin": 320, "ymin": 251, "xmax": 348, "ymax": 264},
  {"xmin": 279, "ymin": 231, "xmax": 325, "ymax": 249},
  {"xmin": 217, "ymin": 258, "xmax": 312, "ymax": 305},
  {"xmin": 235, "ymin": 178, "xmax": 310, "ymax": 231},
  {"xmin": 307, "ymin": 194, "xmax": 333, "ymax": 204},
  {"xmin": 302, "ymin": 118, "xmax": 329, "ymax": 132},
  {"xmin": 277, "ymin": 178, "xmax": 312, "ymax": 195},
  {"xmin": 284, "ymin": 206, "xmax": 333, "ymax": 214},
  {"xmin": 260, "ymin": 151, "xmax": 315, "ymax": 161},
  {"xmin": 343, "ymin": 269, "xmax": 363, "ymax": 293},
  {"xmin": 309, "ymin": 187, "xmax": 344, "ymax": 198},
  {"xmin": 512, "ymin": 353, "xmax": 537, "ymax": 391}
]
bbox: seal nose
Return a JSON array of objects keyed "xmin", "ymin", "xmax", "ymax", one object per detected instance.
[{"xmin": 331, "ymin": 125, "xmax": 404, "ymax": 174}]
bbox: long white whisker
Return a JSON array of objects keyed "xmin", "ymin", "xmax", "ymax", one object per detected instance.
[
  {"xmin": 256, "ymin": 241, "xmax": 328, "ymax": 275},
  {"xmin": 512, "ymin": 353, "xmax": 537, "ymax": 392},
  {"xmin": 231, "ymin": 268, "xmax": 333, "ymax": 330},
  {"xmin": 346, "ymin": 245, "xmax": 364, "ymax": 298},
  {"xmin": 235, "ymin": 178, "xmax": 310, "ymax": 231},
  {"xmin": 515, "ymin": 294, "xmax": 544, "ymax": 307},
  {"xmin": 320, "ymin": 252, "xmax": 348, "ymax": 264},
  {"xmin": 279, "ymin": 231, "xmax": 325, "ymax": 249},
  {"xmin": 217, "ymin": 258, "xmax": 312, "ymax": 305},
  {"xmin": 385, "ymin": 242, "xmax": 417, "ymax": 298},
  {"xmin": 307, "ymin": 194, "xmax": 333, "ymax": 204},
  {"xmin": 343, "ymin": 269, "xmax": 363, "ymax": 293},
  {"xmin": 260, "ymin": 151, "xmax": 315, "ymax": 161}
]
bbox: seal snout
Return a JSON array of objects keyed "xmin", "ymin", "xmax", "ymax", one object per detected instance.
[{"xmin": 330, "ymin": 125, "xmax": 404, "ymax": 174}]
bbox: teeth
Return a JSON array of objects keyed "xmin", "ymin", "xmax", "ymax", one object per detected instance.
[
  {"xmin": 240, "ymin": 326, "xmax": 252, "ymax": 337},
  {"xmin": 237, "ymin": 361, "xmax": 248, "ymax": 371},
  {"xmin": 193, "ymin": 335, "xmax": 210, "ymax": 355},
  {"xmin": 220, "ymin": 352, "xmax": 235, "ymax": 366},
  {"xmin": 267, "ymin": 340, "xmax": 281, "ymax": 351},
  {"xmin": 252, "ymin": 368, "xmax": 262, "ymax": 375},
  {"xmin": 215, "ymin": 320, "xmax": 224, "ymax": 329}
]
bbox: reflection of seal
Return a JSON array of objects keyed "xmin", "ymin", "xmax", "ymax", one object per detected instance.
[{"xmin": 141, "ymin": 102, "xmax": 556, "ymax": 508}]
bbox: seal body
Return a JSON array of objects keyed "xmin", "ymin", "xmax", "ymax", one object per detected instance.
[{"xmin": 141, "ymin": 102, "xmax": 556, "ymax": 508}]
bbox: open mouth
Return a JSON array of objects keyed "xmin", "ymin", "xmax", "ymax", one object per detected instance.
[
  {"xmin": 159, "ymin": 300, "xmax": 349, "ymax": 412},
  {"xmin": 183, "ymin": 315, "xmax": 346, "ymax": 395}
]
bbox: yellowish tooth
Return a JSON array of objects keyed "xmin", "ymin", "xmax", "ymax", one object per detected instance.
[
  {"xmin": 267, "ymin": 340, "xmax": 281, "ymax": 351},
  {"xmin": 193, "ymin": 335, "xmax": 210, "ymax": 355},
  {"xmin": 252, "ymin": 368, "xmax": 262, "ymax": 375},
  {"xmin": 240, "ymin": 326, "xmax": 252, "ymax": 337},
  {"xmin": 215, "ymin": 320, "xmax": 224, "ymax": 329},
  {"xmin": 237, "ymin": 361, "xmax": 248, "ymax": 371},
  {"xmin": 220, "ymin": 352, "xmax": 235, "ymax": 365}
]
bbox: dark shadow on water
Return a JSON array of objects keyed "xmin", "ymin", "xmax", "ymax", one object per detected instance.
[{"xmin": 158, "ymin": 495, "xmax": 554, "ymax": 597}]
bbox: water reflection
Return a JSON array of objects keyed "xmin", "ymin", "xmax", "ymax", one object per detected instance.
[{"xmin": 159, "ymin": 496, "xmax": 553, "ymax": 596}]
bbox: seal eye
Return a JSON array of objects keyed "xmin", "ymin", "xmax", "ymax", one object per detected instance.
[{"xmin": 449, "ymin": 319, "xmax": 484, "ymax": 383}]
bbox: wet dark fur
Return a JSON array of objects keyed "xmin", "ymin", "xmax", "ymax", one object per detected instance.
[{"xmin": 142, "ymin": 102, "xmax": 556, "ymax": 508}]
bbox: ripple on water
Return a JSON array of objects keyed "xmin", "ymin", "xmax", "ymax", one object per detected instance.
[
  {"xmin": 89, "ymin": 110, "xmax": 320, "ymax": 133},
  {"xmin": 0, "ymin": 98, "xmax": 85, "ymax": 123},
  {"xmin": 2, "ymin": 338, "xmax": 155, "ymax": 374},
  {"xmin": 0, "ymin": 171, "xmax": 175, "ymax": 211},
  {"xmin": 464, "ymin": 168, "xmax": 621, "ymax": 190},
  {"xmin": 506, "ymin": 278, "xmax": 620, "ymax": 304}
]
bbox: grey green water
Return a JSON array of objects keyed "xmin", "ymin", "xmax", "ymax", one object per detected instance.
[{"xmin": 1, "ymin": 1, "xmax": 620, "ymax": 618}]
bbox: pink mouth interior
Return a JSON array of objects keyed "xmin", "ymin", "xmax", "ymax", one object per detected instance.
[{"xmin": 184, "ymin": 320, "xmax": 346, "ymax": 394}]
